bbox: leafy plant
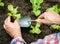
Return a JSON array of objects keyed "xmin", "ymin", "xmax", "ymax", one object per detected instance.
[
  {"xmin": 50, "ymin": 25, "xmax": 60, "ymax": 29},
  {"xmin": 30, "ymin": 0, "xmax": 43, "ymax": 16},
  {"xmin": 0, "ymin": 0, "xmax": 4, "ymax": 6},
  {"xmin": 29, "ymin": 0, "xmax": 43, "ymax": 34},
  {"xmin": 8, "ymin": 4, "xmax": 21, "ymax": 19},
  {"xmin": 30, "ymin": 23, "xmax": 41, "ymax": 34},
  {"xmin": 46, "ymin": 5, "xmax": 60, "ymax": 13},
  {"xmin": 46, "ymin": 5, "xmax": 60, "ymax": 30}
]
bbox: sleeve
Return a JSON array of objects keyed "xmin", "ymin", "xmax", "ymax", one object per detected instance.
[
  {"xmin": 10, "ymin": 37, "xmax": 27, "ymax": 44},
  {"xmin": 31, "ymin": 32, "xmax": 60, "ymax": 44}
]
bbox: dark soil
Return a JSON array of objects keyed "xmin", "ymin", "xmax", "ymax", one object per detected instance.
[{"xmin": 0, "ymin": 0, "xmax": 60, "ymax": 44}]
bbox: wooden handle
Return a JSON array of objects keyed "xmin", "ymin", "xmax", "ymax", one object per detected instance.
[{"xmin": 35, "ymin": 19, "xmax": 41, "ymax": 23}]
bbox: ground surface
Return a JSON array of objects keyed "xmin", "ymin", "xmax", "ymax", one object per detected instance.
[{"xmin": 0, "ymin": 0, "xmax": 60, "ymax": 44}]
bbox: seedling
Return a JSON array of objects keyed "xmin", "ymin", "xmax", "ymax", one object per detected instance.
[
  {"xmin": 0, "ymin": 0, "xmax": 4, "ymax": 6},
  {"xmin": 46, "ymin": 5, "xmax": 60, "ymax": 30},
  {"xmin": 30, "ymin": 23, "xmax": 41, "ymax": 34},
  {"xmin": 46, "ymin": 5, "xmax": 60, "ymax": 13},
  {"xmin": 30, "ymin": 0, "xmax": 43, "ymax": 34},
  {"xmin": 8, "ymin": 4, "xmax": 21, "ymax": 19},
  {"xmin": 30, "ymin": 0, "xmax": 43, "ymax": 16},
  {"xmin": 50, "ymin": 25, "xmax": 60, "ymax": 30}
]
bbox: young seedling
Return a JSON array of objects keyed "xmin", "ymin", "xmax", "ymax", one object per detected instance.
[
  {"xmin": 8, "ymin": 4, "xmax": 21, "ymax": 19},
  {"xmin": 30, "ymin": 0, "xmax": 43, "ymax": 34},
  {"xmin": 46, "ymin": 5, "xmax": 60, "ymax": 13},
  {"xmin": 30, "ymin": 23, "xmax": 41, "ymax": 34},
  {"xmin": 50, "ymin": 25, "xmax": 60, "ymax": 30},
  {"xmin": 0, "ymin": 0, "xmax": 4, "ymax": 6},
  {"xmin": 30, "ymin": 0, "xmax": 43, "ymax": 16},
  {"xmin": 46, "ymin": 5, "xmax": 60, "ymax": 30}
]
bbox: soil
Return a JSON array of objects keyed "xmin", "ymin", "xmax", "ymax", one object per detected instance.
[{"xmin": 0, "ymin": 0, "xmax": 60, "ymax": 44}]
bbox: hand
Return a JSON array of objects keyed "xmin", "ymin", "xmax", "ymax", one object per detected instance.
[
  {"xmin": 3, "ymin": 16, "xmax": 22, "ymax": 39},
  {"xmin": 37, "ymin": 12, "xmax": 60, "ymax": 25}
]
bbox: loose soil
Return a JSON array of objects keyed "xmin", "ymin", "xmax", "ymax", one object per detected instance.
[{"xmin": 0, "ymin": 0, "xmax": 60, "ymax": 44}]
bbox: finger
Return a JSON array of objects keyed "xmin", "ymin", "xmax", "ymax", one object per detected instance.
[
  {"xmin": 6, "ymin": 16, "xmax": 10, "ymax": 22},
  {"xmin": 36, "ymin": 19, "xmax": 52, "ymax": 25},
  {"xmin": 3, "ymin": 25, "xmax": 6, "ymax": 29},
  {"xmin": 38, "ymin": 13, "xmax": 45, "ymax": 19},
  {"xmin": 4, "ymin": 16, "xmax": 11, "ymax": 24},
  {"xmin": 3, "ymin": 25, "xmax": 9, "ymax": 34},
  {"xmin": 3, "ymin": 25, "xmax": 8, "ymax": 30}
]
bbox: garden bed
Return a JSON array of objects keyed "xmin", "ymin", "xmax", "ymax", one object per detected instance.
[{"xmin": 0, "ymin": 0, "xmax": 60, "ymax": 44}]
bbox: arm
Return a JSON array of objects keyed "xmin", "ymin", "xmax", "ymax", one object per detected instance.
[
  {"xmin": 31, "ymin": 32, "xmax": 60, "ymax": 44},
  {"xmin": 3, "ymin": 16, "xmax": 26, "ymax": 44},
  {"xmin": 31, "ymin": 12, "xmax": 60, "ymax": 44}
]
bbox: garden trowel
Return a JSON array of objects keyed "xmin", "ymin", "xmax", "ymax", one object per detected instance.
[{"xmin": 19, "ymin": 16, "xmax": 40, "ymax": 27}]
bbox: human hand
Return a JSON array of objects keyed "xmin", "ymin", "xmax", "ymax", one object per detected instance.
[
  {"xmin": 36, "ymin": 12, "xmax": 60, "ymax": 25},
  {"xmin": 3, "ymin": 16, "xmax": 22, "ymax": 39}
]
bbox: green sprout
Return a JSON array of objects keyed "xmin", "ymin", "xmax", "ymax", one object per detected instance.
[
  {"xmin": 30, "ymin": 23, "xmax": 41, "ymax": 34},
  {"xmin": 50, "ymin": 25, "xmax": 60, "ymax": 30},
  {"xmin": 30, "ymin": 0, "xmax": 43, "ymax": 16},
  {"xmin": 0, "ymin": 0, "xmax": 4, "ymax": 6},
  {"xmin": 30, "ymin": 0, "xmax": 43, "ymax": 34},
  {"xmin": 46, "ymin": 5, "xmax": 60, "ymax": 30},
  {"xmin": 8, "ymin": 4, "xmax": 21, "ymax": 19},
  {"xmin": 46, "ymin": 5, "xmax": 60, "ymax": 13}
]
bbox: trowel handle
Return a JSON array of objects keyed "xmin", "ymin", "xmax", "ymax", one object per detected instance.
[
  {"xmin": 35, "ymin": 19, "xmax": 41, "ymax": 23},
  {"xmin": 28, "ymin": 19, "xmax": 41, "ymax": 22}
]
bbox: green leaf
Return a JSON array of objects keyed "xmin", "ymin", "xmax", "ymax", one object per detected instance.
[
  {"xmin": 46, "ymin": 5, "xmax": 60, "ymax": 13},
  {"xmin": 14, "ymin": 14, "xmax": 21, "ymax": 19},
  {"xmin": 30, "ymin": 0, "xmax": 43, "ymax": 16},
  {"xmin": 30, "ymin": 0, "xmax": 43, "ymax": 5},
  {"xmin": 31, "ymin": 25, "xmax": 34, "ymax": 29},
  {"xmin": 16, "ymin": 14, "xmax": 21, "ymax": 19},
  {"xmin": 33, "ymin": 10, "xmax": 41, "ymax": 16},
  {"xmin": 30, "ymin": 28, "xmax": 35, "ymax": 34},
  {"xmin": 36, "ymin": 23, "xmax": 40, "ymax": 27},
  {"xmin": 30, "ymin": 0, "xmax": 34, "ymax": 4},
  {"xmin": 58, "ymin": 9, "xmax": 60, "ymax": 13},
  {"xmin": 12, "ymin": 7, "xmax": 18, "ymax": 14},
  {"xmin": 0, "ymin": 2, "xmax": 4, "ymax": 6},
  {"xmin": 30, "ymin": 23, "xmax": 41, "ymax": 34},
  {"xmin": 8, "ymin": 13, "xmax": 12, "ymax": 16},
  {"xmin": 50, "ymin": 25, "xmax": 60, "ymax": 30},
  {"xmin": 33, "ymin": 5, "xmax": 40, "ymax": 11},
  {"xmin": 35, "ymin": 28, "xmax": 41, "ymax": 34},
  {"xmin": 8, "ymin": 4, "xmax": 21, "ymax": 19},
  {"xmin": 30, "ymin": 28, "xmax": 41, "ymax": 34},
  {"xmin": 37, "ymin": 0, "xmax": 43, "ymax": 5},
  {"xmin": 8, "ymin": 4, "xmax": 14, "ymax": 11}
]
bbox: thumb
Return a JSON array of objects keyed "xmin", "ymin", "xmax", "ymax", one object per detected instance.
[{"xmin": 36, "ymin": 19, "xmax": 52, "ymax": 25}]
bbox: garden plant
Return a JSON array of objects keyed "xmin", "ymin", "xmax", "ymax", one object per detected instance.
[
  {"xmin": 0, "ymin": 0, "xmax": 4, "ymax": 6},
  {"xmin": 30, "ymin": 0, "xmax": 43, "ymax": 34}
]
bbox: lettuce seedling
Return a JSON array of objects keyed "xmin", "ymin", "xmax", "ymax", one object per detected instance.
[
  {"xmin": 46, "ymin": 5, "xmax": 60, "ymax": 13},
  {"xmin": 46, "ymin": 5, "xmax": 60, "ymax": 30},
  {"xmin": 8, "ymin": 4, "xmax": 21, "ymax": 19},
  {"xmin": 50, "ymin": 25, "xmax": 60, "ymax": 30},
  {"xmin": 30, "ymin": 0, "xmax": 43, "ymax": 16},
  {"xmin": 0, "ymin": 0, "xmax": 4, "ymax": 6},
  {"xmin": 30, "ymin": 23, "xmax": 41, "ymax": 34},
  {"xmin": 30, "ymin": 0, "xmax": 43, "ymax": 34}
]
